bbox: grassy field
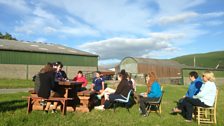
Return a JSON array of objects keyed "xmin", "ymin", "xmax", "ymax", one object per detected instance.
[
  {"xmin": 172, "ymin": 51, "xmax": 224, "ymax": 68},
  {"xmin": 0, "ymin": 79, "xmax": 34, "ymax": 89},
  {"xmin": 0, "ymin": 84, "xmax": 223, "ymax": 126}
]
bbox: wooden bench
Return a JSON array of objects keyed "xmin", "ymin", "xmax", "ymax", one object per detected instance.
[
  {"xmin": 76, "ymin": 90, "xmax": 95, "ymax": 112},
  {"xmin": 24, "ymin": 96, "xmax": 73, "ymax": 115}
]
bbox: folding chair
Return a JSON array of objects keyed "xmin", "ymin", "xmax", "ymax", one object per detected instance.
[
  {"xmin": 194, "ymin": 90, "xmax": 218, "ymax": 125},
  {"xmin": 146, "ymin": 86, "xmax": 164, "ymax": 116},
  {"xmin": 113, "ymin": 90, "xmax": 133, "ymax": 112}
]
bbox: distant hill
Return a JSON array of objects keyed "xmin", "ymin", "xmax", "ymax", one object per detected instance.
[{"xmin": 172, "ymin": 51, "xmax": 224, "ymax": 69}]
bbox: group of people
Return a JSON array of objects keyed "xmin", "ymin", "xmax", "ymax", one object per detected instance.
[
  {"xmin": 171, "ymin": 71, "xmax": 217, "ymax": 122},
  {"xmin": 33, "ymin": 62, "xmax": 69, "ymax": 113},
  {"xmin": 34, "ymin": 61, "xmax": 217, "ymax": 122},
  {"xmin": 34, "ymin": 61, "xmax": 90, "ymax": 113}
]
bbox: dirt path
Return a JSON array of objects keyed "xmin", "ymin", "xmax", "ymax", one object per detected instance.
[{"xmin": 0, "ymin": 88, "xmax": 33, "ymax": 94}]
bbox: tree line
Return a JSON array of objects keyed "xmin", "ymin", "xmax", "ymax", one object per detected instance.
[{"xmin": 0, "ymin": 32, "xmax": 17, "ymax": 40}]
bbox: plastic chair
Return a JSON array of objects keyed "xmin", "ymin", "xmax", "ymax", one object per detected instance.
[{"xmin": 113, "ymin": 90, "xmax": 133, "ymax": 112}]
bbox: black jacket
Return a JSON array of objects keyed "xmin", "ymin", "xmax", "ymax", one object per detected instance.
[
  {"xmin": 37, "ymin": 72, "xmax": 55, "ymax": 99},
  {"xmin": 115, "ymin": 79, "xmax": 132, "ymax": 97}
]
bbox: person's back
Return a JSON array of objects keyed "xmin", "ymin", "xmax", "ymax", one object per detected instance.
[
  {"xmin": 115, "ymin": 79, "xmax": 132, "ymax": 97},
  {"xmin": 34, "ymin": 73, "xmax": 41, "ymax": 93},
  {"xmin": 38, "ymin": 71, "xmax": 55, "ymax": 99}
]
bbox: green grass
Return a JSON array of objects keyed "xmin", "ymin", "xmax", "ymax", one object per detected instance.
[
  {"xmin": 0, "ymin": 79, "xmax": 33, "ymax": 89},
  {"xmin": 172, "ymin": 51, "xmax": 224, "ymax": 68},
  {"xmin": 0, "ymin": 84, "xmax": 223, "ymax": 126}
]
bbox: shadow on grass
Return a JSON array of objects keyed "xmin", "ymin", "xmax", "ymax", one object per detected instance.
[{"xmin": 0, "ymin": 100, "xmax": 27, "ymax": 112}]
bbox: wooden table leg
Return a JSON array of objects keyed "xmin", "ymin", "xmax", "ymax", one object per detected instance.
[
  {"xmin": 77, "ymin": 96, "xmax": 90, "ymax": 112},
  {"xmin": 62, "ymin": 100, "xmax": 67, "ymax": 115},
  {"xmin": 27, "ymin": 97, "xmax": 32, "ymax": 114},
  {"xmin": 64, "ymin": 89, "xmax": 69, "ymax": 98}
]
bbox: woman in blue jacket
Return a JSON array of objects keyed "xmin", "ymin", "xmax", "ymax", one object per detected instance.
[
  {"xmin": 139, "ymin": 72, "xmax": 162, "ymax": 116},
  {"xmin": 171, "ymin": 71, "xmax": 203, "ymax": 114}
]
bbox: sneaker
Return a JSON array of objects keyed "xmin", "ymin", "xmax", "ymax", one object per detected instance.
[
  {"xmin": 139, "ymin": 108, "xmax": 143, "ymax": 114},
  {"xmin": 51, "ymin": 109, "xmax": 57, "ymax": 113},
  {"xmin": 44, "ymin": 110, "xmax": 48, "ymax": 114},
  {"xmin": 185, "ymin": 119, "xmax": 192, "ymax": 123},
  {"xmin": 40, "ymin": 100, "xmax": 47, "ymax": 106},
  {"xmin": 140, "ymin": 113, "xmax": 148, "ymax": 117},
  {"xmin": 96, "ymin": 95, "xmax": 102, "ymax": 99},
  {"xmin": 94, "ymin": 105, "xmax": 105, "ymax": 110}
]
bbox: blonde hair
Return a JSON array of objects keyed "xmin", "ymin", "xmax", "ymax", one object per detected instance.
[{"xmin": 203, "ymin": 71, "xmax": 215, "ymax": 82}]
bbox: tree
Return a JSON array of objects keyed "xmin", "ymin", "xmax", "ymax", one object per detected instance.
[
  {"xmin": 0, "ymin": 32, "xmax": 3, "ymax": 39},
  {"xmin": 0, "ymin": 32, "xmax": 17, "ymax": 40}
]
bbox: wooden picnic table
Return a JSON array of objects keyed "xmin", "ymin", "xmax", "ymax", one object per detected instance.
[
  {"xmin": 58, "ymin": 80, "xmax": 83, "ymax": 98},
  {"xmin": 76, "ymin": 90, "xmax": 95, "ymax": 112}
]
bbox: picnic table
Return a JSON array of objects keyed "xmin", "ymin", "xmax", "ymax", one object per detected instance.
[
  {"xmin": 58, "ymin": 80, "xmax": 83, "ymax": 98},
  {"xmin": 76, "ymin": 90, "xmax": 95, "ymax": 112}
]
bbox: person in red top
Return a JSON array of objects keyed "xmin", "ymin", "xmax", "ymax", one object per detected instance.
[{"xmin": 73, "ymin": 71, "xmax": 88, "ymax": 91}]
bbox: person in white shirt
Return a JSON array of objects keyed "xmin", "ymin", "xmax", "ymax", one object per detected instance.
[{"xmin": 172, "ymin": 71, "xmax": 217, "ymax": 122}]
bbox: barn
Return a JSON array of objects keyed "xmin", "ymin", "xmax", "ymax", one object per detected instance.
[
  {"xmin": 119, "ymin": 57, "xmax": 186, "ymax": 84},
  {"xmin": 0, "ymin": 39, "xmax": 98, "ymax": 79}
]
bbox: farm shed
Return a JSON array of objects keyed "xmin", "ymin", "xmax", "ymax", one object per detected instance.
[
  {"xmin": 119, "ymin": 57, "xmax": 186, "ymax": 84},
  {"xmin": 0, "ymin": 39, "xmax": 98, "ymax": 79}
]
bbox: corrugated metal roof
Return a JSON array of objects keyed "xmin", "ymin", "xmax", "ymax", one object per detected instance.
[
  {"xmin": 0, "ymin": 39, "xmax": 98, "ymax": 57},
  {"xmin": 128, "ymin": 57, "xmax": 187, "ymax": 68}
]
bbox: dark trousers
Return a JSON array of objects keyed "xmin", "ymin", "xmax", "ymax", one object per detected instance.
[
  {"xmin": 103, "ymin": 94, "xmax": 126, "ymax": 109},
  {"xmin": 180, "ymin": 97, "xmax": 208, "ymax": 120},
  {"xmin": 139, "ymin": 97, "xmax": 159, "ymax": 114},
  {"xmin": 109, "ymin": 94, "xmax": 126, "ymax": 102}
]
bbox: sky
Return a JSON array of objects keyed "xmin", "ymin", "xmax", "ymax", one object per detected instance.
[{"xmin": 0, "ymin": 0, "xmax": 224, "ymax": 65}]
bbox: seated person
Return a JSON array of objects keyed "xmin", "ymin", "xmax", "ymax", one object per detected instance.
[
  {"xmin": 139, "ymin": 72, "xmax": 162, "ymax": 117},
  {"xmin": 95, "ymin": 69, "xmax": 132, "ymax": 110},
  {"xmin": 52, "ymin": 62, "xmax": 67, "ymax": 96},
  {"xmin": 37, "ymin": 63, "xmax": 60, "ymax": 113},
  {"xmin": 127, "ymin": 73, "xmax": 136, "ymax": 92},
  {"xmin": 96, "ymin": 87, "xmax": 116, "ymax": 100},
  {"xmin": 54, "ymin": 61, "xmax": 68, "ymax": 81},
  {"xmin": 172, "ymin": 71, "xmax": 216, "ymax": 122},
  {"xmin": 91, "ymin": 71, "xmax": 105, "ymax": 93},
  {"xmin": 73, "ymin": 70, "xmax": 88, "ymax": 91},
  {"xmin": 171, "ymin": 71, "xmax": 203, "ymax": 113}
]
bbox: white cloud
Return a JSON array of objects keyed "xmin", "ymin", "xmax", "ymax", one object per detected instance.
[
  {"xmin": 201, "ymin": 12, "xmax": 224, "ymax": 18},
  {"xmin": 79, "ymin": 37, "xmax": 178, "ymax": 60},
  {"xmin": 156, "ymin": 0, "xmax": 206, "ymax": 14},
  {"xmin": 41, "ymin": 0, "xmax": 151, "ymax": 34},
  {"xmin": 14, "ymin": 6, "xmax": 99, "ymax": 37},
  {"xmin": 157, "ymin": 12, "xmax": 198, "ymax": 25},
  {"xmin": 1, "ymin": 0, "xmax": 223, "ymax": 63},
  {"xmin": 0, "ymin": 0, "xmax": 30, "ymax": 13}
]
